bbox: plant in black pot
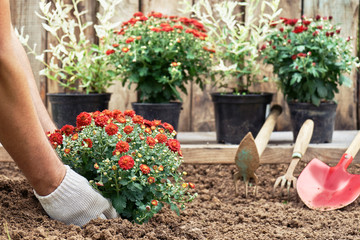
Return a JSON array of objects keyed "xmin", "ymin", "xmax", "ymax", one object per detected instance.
[
  {"xmin": 107, "ymin": 11, "xmax": 214, "ymax": 132},
  {"xmin": 261, "ymin": 15, "xmax": 360, "ymax": 143},
  {"xmin": 16, "ymin": 0, "xmax": 122, "ymax": 128},
  {"xmin": 183, "ymin": 0, "xmax": 281, "ymax": 144}
]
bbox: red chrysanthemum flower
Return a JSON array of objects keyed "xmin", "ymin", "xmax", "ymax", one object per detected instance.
[
  {"xmin": 153, "ymin": 120, "xmax": 162, "ymax": 126},
  {"xmin": 132, "ymin": 115, "xmax": 144, "ymax": 124},
  {"xmin": 297, "ymin": 53, "xmax": 307, "ymax": 58},
  {"xmin": 64, "ymin": 148, "xmax": 71, "ymax": 154},
  {"xmin": 151, "ymin": 200, "xmax": 158, "ymax": 206},
  {"xmin": 163, "ymin": 122, "xmax": 174, "ymax": 133},
  {"xmin": 122, "ymin": 47, "xmax": 129, "ymax": 53},
  {"xmin": 145, "ymin": 127, "xmax": 152, "ymax": 134},
  {"xmin": 116, "ymin": 141, "xmax": 130, "ymax": 153},
  {"xmin": 94, "ymin": 163, "xmax": 99, "ymax": 170},
  {"xmin": 71, "ymin": 133, "xmax": 79, "ymax": 140},
  {"xmin": 61, "ymin": 125, "xmax": 75, "ymax": 136},
  {"xmin": 146, "ymin": 136, "xmax": 156, "ymax": 147},
  {"xmin": 167, "ymin": 139, "xmax": 181, "ymax": 152},
  {"xmin": 133, "ymin": 12, "xmax": 143, "ymax": 17},
  {"xmin": 124, "ymin": 110, "xmax": 135, "ymax": 117},
  {"xmin": 94, "ymin": 114, "xmax": 110, "ymax": 127},
  {"xmin": 76, "ymin": 112, "xmax": 92, "ymax": 127},
  {"xmin": 118, "ymin": 155, "xmax": 134, "ymax": 170},
  {"xmin": 139, "ymin": 16, "xmax": 148, "ymax": 21},
  {"xmin": 150, "ymin": 27, "xmax": 162, "ymax": 32},
  {"xmin": 105, "ymin": 122, "xmax": 119, "ymax": 136},
  {"xmin": 126, "ymin": 37, "xmax": 135, "ymax": 43},
  {"xmin": 123, "ymin": 125, "xmax": 134, "ymax": 134},
  {"xmin": 292, "ymin": 25, "xmax": 307, "ymax": 34},
  {"xmin": 148, "ymin": 177, "xmax": 155, "ymax": 184},
  {"xmin": 155, "ymin": 133, "xmax": 167, "ymax": 143},
  {"xmin": 106, "ymin": 49, "xmax": 115, "ymax": 55},
  {"xmin": 140, "ymin": 164, "xmax": 151, "ymax": 174},
  {"xmin": 102, "ymin": 109, "xmax": 113, "ymax": 117},
  {"xmin": 149, "ymin": 12, "xmax": 162, "ymax": 18},
  {"xmin": 189, "ymin": 182, "xmax": 195, "ymax": 189},
  {"xmin": 82, "ymin": 138, "xmax": 93, "ymax": 148},
  {"xmin": 173, "ymin": 25, "xmax": 183, "ymax": 30},
  {"xmin": 49, "ymin": 132, "xmax": 63, "ymax": 145},
  {"xmin": 303, "ymin": 20, "xmax": 311, "ymax": 26},
  {"xmin": 112, "ymin": 43, "xmax": 119, "ymax": 48},
  {"xmin": 116, "ymin": 115, "xmax": 127, "ymax": 124},
  {"xmin": 111, "ymin": 109, "xmax": 122, "ymax": 119}
]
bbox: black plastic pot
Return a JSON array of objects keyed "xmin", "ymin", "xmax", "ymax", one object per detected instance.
[
  {"xmin": 132, "ymin": 102, "xmax": 182, "ymax": 131},
  {"xmin": 47, "ymin": 93, "xmax": 111, "ymax": 128},
  {"xmin": 211, "ymin": 92, "xmax": 273, "ymax": 144},
  {"xmin": 288, "ymin": 101, "xmax": 337, "ymax": 143}
]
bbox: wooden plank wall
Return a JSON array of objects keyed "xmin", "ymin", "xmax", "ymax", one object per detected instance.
[{"xmin": 10, "ymin": 0, "xmax": 360, "ymax": 132}]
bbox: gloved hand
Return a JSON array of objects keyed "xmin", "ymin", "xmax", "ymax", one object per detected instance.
[{"xmin": 34, "ymin": 165, "xmax": 118, "ymax": 226}]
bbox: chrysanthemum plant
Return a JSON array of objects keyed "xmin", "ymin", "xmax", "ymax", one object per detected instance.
[
  {"xmin": 182, "ymin": 0, "xmax": 281, "ymax": 94},
  {"xmin": 16, "ymin": 0, "xmax": 122, "ymax": 94},
  {"xmin": 107, "ymin": 12, "xmax": 214, "ymax": 103},
  {"xmin": 47, "ymin": 110, "xmax": 196, "ymax": 224},
  {"xmin": 260, "ymin": 15, "xmax": 360, "ymax": 106}
]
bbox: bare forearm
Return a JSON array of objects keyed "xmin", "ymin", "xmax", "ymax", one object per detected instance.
[
  {"xmin": 0, "ymin": 0, "xmax": 65, "ymax": 195},
  {"xmin": 12, "ymin": 29, "xmax": 57, "ymax": 132}
]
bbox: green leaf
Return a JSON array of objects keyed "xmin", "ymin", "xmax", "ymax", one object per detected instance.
[
  {"xmin": 316, "ymin": 84, "xmax": 328, "ymax": 98},
  {"xmin": 170, "ymin": 203, "xmax": 180, "ymax": 216},
  {"xmin": 111, "ymin": 194, "xmax": 126, "ymax": 213},
  {"xmin": 290, "ymin": 73, "xmax": 302, "ymax": 85},
  {"xmin": 296, "ymin": 46, "xmax": 305, "ymax": 52},
  {"xmin": 139, "ymin": 67, "xmax": 148, "ymax": 77},
  {"xmin": 311, "ymin": 95, "xmax": 321, "ymax": 106},
  {"xmin": 339, "ymin": 75, "xmax": 352, "ymax": 87}
]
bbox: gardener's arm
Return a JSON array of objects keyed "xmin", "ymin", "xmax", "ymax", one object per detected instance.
[{"xmin": 0, "ymin": 0, "xmax": 117, "ymax": 226}]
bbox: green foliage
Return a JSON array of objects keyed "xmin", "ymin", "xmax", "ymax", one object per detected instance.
[
  {"xmin": 49, "ymin": 110, "xmax": 196, "ymax": 224},
  {"xmin": 108, "ymin": 12, "xmax": 214, "ymax": 103},
  {"xmin": 182, "ymin": 0, "xmax": 281, "ymax": 93},
  {"xmin": 16, "ymin": 0, "xmax": 122, "ymax": 94},
  {"xmin": 261, "ymin": 16, "xmax": 360, "ymax": 106}
]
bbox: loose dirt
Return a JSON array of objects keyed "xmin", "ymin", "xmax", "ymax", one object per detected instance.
[{"xmin": 1, "ymin": 161, "xmax": 360, "ymax": 240}]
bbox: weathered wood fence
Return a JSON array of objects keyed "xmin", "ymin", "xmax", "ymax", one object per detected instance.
[{"xmin": 10, "ymin": 0, "xmax": 360, "ymax": 132}]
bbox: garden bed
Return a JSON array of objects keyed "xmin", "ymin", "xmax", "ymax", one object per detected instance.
[{"xmin": 2, "ymin": 160, "xmax": 360, "ymax": 239}]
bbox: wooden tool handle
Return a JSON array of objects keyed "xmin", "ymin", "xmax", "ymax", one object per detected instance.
[
  {"xmin": 292, "ymin": 119, "xmax": 314, "ymax": 157},
  {"xmin": 345, "ymin": 131, "xmax": 360, "ymax": 157},
  {"xmin": 255, "ymin": 105, "xmax": 282, "ymax": 157},
  {"xmin": 284, "ymin": 119, "xmax": 314, "ymax": 176}
]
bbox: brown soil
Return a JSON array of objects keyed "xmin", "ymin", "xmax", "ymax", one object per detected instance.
[{"xmin": 1, "ymin": 161, "xmax": 360, "ymax": 240}]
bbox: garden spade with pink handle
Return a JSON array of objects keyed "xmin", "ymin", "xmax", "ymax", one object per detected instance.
[
  {"xmin": 297, "ymin": 131, "xmax": 360, "ymax": 211},
  {"xmin": 234, "ymin": 105, "xmax": 282, "ymax": 197}
]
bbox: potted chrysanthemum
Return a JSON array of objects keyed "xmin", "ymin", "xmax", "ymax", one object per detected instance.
[
  {"xmin": 183, "ymin": 0, "xmax": 281, "ymax": 144},
  {"xmin": 107, "ymin": 11, "xmax": 214, "ymax": 131},
  {"xmin": 47, "ymin": 109, "xmax": 196, "ymax": 224},
  {"xmin": 260, "ymin": 15, "xmax": 360, "ymax": 143}
]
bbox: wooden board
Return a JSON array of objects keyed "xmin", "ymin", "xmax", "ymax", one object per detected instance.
[
  {"xmin": 1, "ymin": 131, "xmax": 358, "ymax": 165},
  {"xmin": 10, "ymin": 0, "xmax": 46, "ymax": 101},
  {"xmin": 15, "ymin": 1, "xmax": 360, "ymax": 132},
  {"xmin": 107, "ymin": 0, "xmax": 139, "ymax": 112}
]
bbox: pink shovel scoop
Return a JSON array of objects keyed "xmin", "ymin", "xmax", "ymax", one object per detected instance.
[{"xmin": 297, "ymin": 131, "xmax": 360, "ymax": 211}]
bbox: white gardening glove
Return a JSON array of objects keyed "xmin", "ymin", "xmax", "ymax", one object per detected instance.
[{"xmin": 34, "ymin": 165, "xmax": 118, "ymax": 226}]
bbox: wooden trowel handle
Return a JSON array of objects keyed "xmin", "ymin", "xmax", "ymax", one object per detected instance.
[
  {"xmin": 255, "ymin": 105, "xmax": 282, "ymax": 157},
  {"xmin": 345, "ymin": 131, "xmax": 360, "ymax": 157},
  {"xmin": 293, "ymin": 119, "xmax": 314, "ymax": 157}
]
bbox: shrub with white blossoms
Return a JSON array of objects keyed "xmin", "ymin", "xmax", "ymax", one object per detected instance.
[
  {"xmin": 16, "ymin": 0, "xmax": 122, "ymax": 93},
  {"xmin": 47, "ymin": 109, "xmax": 196, "ymax": 224}
]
